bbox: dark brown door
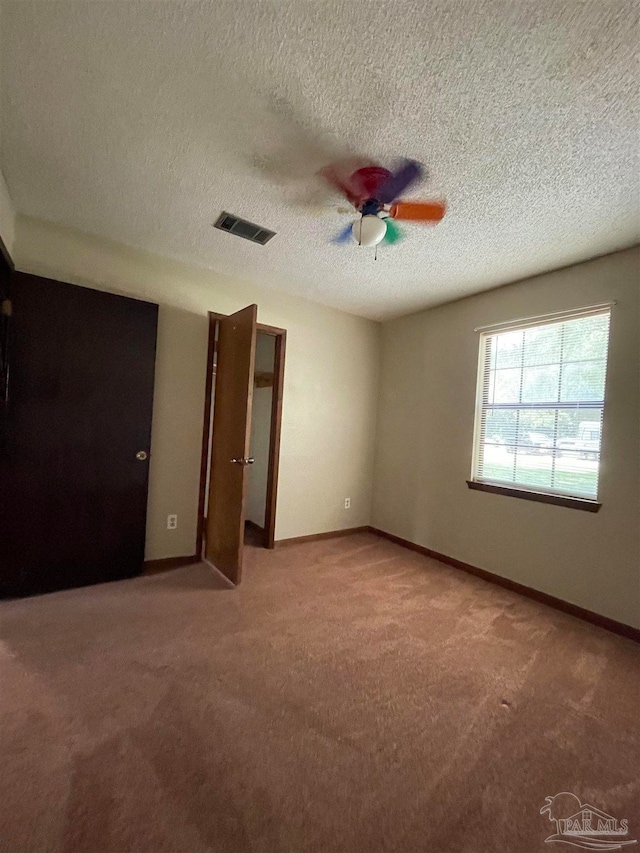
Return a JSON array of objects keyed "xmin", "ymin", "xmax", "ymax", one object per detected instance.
[
  {"xmin": 205, "ymin": 304, "xmax": 257, "ymax": 584},
  {"xmin": 0, "ymin": 273, "xmax": 158, "ymax": 596}
]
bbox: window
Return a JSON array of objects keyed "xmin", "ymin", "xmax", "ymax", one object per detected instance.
[{"xmin": 471, "ymin": 306, "xmax": 611, "ymax": 503}]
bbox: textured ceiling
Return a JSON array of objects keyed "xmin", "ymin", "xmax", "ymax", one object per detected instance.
[{"xmin": 1, "ymin": 0, "xmax": 638, "ymax": 320}]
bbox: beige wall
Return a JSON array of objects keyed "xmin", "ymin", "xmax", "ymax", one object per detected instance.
[
  {"xmin": 13, "ymin": 215, "xmax": 381, "ymax": 558},
  {"xmin": 0, "ymin": 5, "xmax": 13, "ymax": 257},
  {"xmin": 12, "ymin": 214, "xmax": 638, "ymax": 626},
  {"xmin": 373, "ymin": 247, "xmax": 640, "ymax": 628},
  {"xmin": 0, "ymin": 170, "xmax": 15, "ymax": 256}
]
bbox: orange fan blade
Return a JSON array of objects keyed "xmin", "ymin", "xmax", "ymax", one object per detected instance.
[{"xmin": 390, "ymin": 201, "xmax": 446, "ymax": 223}]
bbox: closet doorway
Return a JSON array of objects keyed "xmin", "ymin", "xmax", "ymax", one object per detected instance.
[{"xmin": 197, "ymin": 310, "xmax": 286, "ymax": 584}]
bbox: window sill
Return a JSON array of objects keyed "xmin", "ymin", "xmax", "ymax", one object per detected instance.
[{"xmin": 466, "ymin": 480, "xmax": 601, "ymax": 512}]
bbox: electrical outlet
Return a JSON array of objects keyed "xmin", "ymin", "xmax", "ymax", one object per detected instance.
[
  {"xmin": 344, "ymin": 498, "xmax": 351, "ymax": 509},
  {"xmin": 167, "ymin": 514, "xmax": 178, "ymax": 530}
]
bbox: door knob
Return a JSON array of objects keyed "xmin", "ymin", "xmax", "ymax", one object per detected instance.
[
  {"xmin": 231, "ymin": 457, "xmax": 255, "ymax": 465},
  {"xmin": 136, "ymin": 450, "xmax": 148, "ymax": 461}
]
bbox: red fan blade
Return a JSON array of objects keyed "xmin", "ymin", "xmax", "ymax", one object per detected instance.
[
  {"xmin": 318, "ymin": 164, "xmax": 359, "ymax": 206},
  {"xmin": 349, "ymin": 166, "xmax": 392, "ymax": 201},
  {"xmin": 318, "ymin": 158, "xmax": 376, "ymax": 207},
  {"xmin": 390, "ymin": 200, "xmax": 446, "ymax": 223}
]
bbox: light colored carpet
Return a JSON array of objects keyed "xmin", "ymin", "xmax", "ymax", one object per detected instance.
[{"xmin": 1, "ymin": 532, "xmax": 638, "ymax": 852}]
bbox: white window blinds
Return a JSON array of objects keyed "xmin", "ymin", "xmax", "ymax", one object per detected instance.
[{"xmin": 471, "ymin": 307, "xmax": 611, "ymax": 501}]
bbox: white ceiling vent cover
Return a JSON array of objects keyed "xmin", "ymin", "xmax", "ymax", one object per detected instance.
[{"xmin": 213, "ymin": 212, "xmax": 276, "ymax": 245}]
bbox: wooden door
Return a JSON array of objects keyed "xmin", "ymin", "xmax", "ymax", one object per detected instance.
[
  {"xmin": 204, "ymin": 304, "xmax": 257, "ymax": 584},
  {"xmin": 0, "ymin": 273, "xmax": 158, "ymax": 596}
]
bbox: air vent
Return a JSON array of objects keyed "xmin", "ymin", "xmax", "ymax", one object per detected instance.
[{"xmin": 213, "ymin": 212, "xmax": 276, "ymax": 245}]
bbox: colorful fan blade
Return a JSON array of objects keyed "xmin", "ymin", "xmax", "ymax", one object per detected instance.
[
  {"xmin": 390, "ymin": 200, "xmax": 446, "ymax": 222},
  {"xmin": 349, "ymin": 166, "xmax": 392, "ymax": 201},
  {"xmin": 318, "ymin": 158, "xmax": 375, "ymax": 206},
  {"xmin": 318, "ymin": 164, "xmax": 360, "ymax": 206},
  {"xmin": 331, "ymin": 222, "xmax": 354, "ymax": 244},
  {"xmin": 377, "ymin": 159, "xmax": 424, "ymax": 204},
  {"xmin": 383, "ymin": 218, "xmax": 403, "ymax": 244}
]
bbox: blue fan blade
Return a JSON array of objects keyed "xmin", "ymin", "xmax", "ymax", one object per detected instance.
[
  {"xmin": 377, "ymin": 159, "xmax": 424, "ymax": 204},
  {"xmin": 331, "ymin": 223, "xmax": 354, "ymax": 244}
]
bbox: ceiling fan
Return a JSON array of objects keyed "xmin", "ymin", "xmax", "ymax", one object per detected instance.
[{"xmin": 319, "ymin": 158, "xmax": 446, "ymax": 249}]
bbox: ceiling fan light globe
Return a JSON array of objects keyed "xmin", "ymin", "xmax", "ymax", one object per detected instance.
[{"xmin": 352, "ymin": 215, "xmax": 387, "ymax": 247}]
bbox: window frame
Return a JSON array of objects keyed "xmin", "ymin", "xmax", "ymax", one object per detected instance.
[{"xmin": 468, "ymin": 305, "xmax": 612, "ymax": 511}]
